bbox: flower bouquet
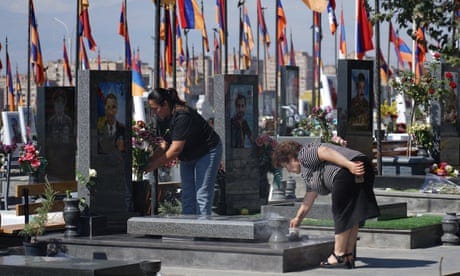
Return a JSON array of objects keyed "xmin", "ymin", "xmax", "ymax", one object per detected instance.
[
  {"xmin": 131, "ymin": 120, "xmax": 163, "ymax": 181},
  {"xmin": 0, "ymin": 142, "xmax": 17, "ymax": 167},
  {"xmin": 310, "ymin": 106, "xmax": 336, "ymax": 142},
  {"xmin": 18, "ymin": 142, "xmax": 47, "ymax": 182},
  {"xmin": 255, "ymin": 134, "xmax": 282, "ymax": 188},
  {"xmin": 76, "ymin": 168, "xmax": 97, "ymax": 215},
  {"xmin": 410, "ymin": 123, "xmax": 432, "ymax": 151},
  {"xmin": 422, "ymin": 162, "xmax": 460, "ymax": 194}
]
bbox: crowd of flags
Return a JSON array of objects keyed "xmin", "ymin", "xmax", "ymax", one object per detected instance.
[{"xmin": 2, "ymin": 0, "xmax": 458, "ymax": 106}]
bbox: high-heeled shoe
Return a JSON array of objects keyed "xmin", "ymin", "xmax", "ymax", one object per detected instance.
[
  {"xmin": 345, "ymin": 253, "xmax": 355, "ymax": 269},
  {"xmin": 320, "ymin": 253, "xmax": 352, "ymax": 269}
]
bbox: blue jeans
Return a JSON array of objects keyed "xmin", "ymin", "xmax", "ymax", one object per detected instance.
[{"xmin": 180, "ymin": 141, "xmax": 222, "ymax": 216}]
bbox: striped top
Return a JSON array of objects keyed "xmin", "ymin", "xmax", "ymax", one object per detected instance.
[{"xmin": 298, "ymin": 143, "xmax": 365, "ymax": 195}]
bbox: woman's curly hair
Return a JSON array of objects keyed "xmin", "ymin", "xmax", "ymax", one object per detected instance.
[{"xmin": 272, "ymin": 140, "xmax": 302, "ymax": 168}]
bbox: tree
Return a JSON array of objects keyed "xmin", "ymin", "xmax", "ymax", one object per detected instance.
[{"xmin": 376, "ymin": 0, "xmax": 459, "ymax": 66}]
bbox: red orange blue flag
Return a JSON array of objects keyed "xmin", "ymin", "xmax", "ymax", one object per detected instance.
[
  {"xmin": 178, "ymin": 0, "xmax": 204, "ymax": 30},
  {"xmin": 355, "ymin": 0, "xmax": 373, "ymax": 59},
  {"xmin": 63, "ymin": 38, "xmax": 72, "ymax": 85},
  {"xmin": 339, "ymin": 7, "xmax": 347, "ymax": 58},
  {"xmin": 176, "ymin": 17, "xmax": 185, "ymax": 66},
  {"xmin": 216, "ymin": 0, "xmax": 226, "ymax": 44},
  {"xmin": 15, "ymin": 67, "xmax": 23, "ymax": 107},
  {"xmin": 6, "ymin": 49, "xmax": 14, "ymax": 111},
  {"xmin": 131, "ymin": 53, "xmax": 145, "ymax": 97},
  {"xmin": 29, "ymin": 0, "xmax": 45, "ymax": 86},
  {"xmin": 80, "ymin": 37, "xmax": 90, "ymax": 70},
  {"xmin": 277, "ymin": 0, "xmax": 287, "ymax": 43},
  {"xmin": 257, "ymin": 0, "xmax": 270, "ymax": 48},
  {"xmin": 79, "ymin": 0, "xmax": 96, "ymax": 51}
]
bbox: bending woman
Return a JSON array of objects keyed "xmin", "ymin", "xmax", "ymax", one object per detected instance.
[
  {"xmin": 272, "ymin": 140, "xmax": 380, "ymax": 269},
  {"xmin": 144, "ymin": 88, "xmax": 222, "ymax": 217}
]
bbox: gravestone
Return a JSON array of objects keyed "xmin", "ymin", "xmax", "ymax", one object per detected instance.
[
  {"xmin": 77, "ymin": 70, "xmax": 133, "ymax": 232},
  {"xmin": 439, "ymin": 64, "xmax": 460, "ymax": 166},
  {"xmin": 37, "ymin": 87, "xmax": 76, "ymax": 181},
  {"xmin": 337, "ymin": 60, "xmax": 374, "ymax": 158},
  {"xmin": 214, "ymin": 74, "xmax": 264, "ymax": 215}
]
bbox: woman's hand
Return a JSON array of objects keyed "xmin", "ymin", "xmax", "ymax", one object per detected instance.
[
  {"xmin": 290, "ymin": 216, "xmax": 302, "ymax": 228},
  {"xmin": 348, "ymin": 161, "xmax": 365, "ymax": 176}
]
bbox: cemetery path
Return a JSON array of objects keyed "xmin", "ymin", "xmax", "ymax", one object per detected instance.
[{"xmin": 160, "ymin": 245, "xmax": 460, "ymax": 276}]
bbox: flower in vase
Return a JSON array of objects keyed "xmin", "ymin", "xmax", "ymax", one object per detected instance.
[
  {"xmin": 131, "ymin": 120, "xmax": 164, "ymax": 181},
  {"xmin": 18, "ymin": 142, "xmax": 47, "ymax": 174},
  {"xmin": 310, "ymin": 106, "xmax": 336, "ymax": 142}
]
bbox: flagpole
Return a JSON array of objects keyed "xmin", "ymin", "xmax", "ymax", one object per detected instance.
[
  {"xmin": 154, "ymin": 1, "xmax": 161, "ymax": 89},
  {"xmin": 4, "ymin": 37, "xmax": 8, "ymax": 111},
  {"xmin": 27, "ymin": 1, "xmax": 31, "ymax": 123},
  {"xmin": 172, "ymin": 3, "xmax": 177, "ymax": 89},
  {"xmin": 256, "ymin": 2, "xmax": 260, "ymax": 76},
  {"xmin": 238, "ymin": 1, "xmax": 244, "ymax": 72},
  {"xmin": 224, "ymin": 0, "xmax": 228, "ymax": 74},
  {"xmin": 311, "ymin": 11, "xmax": 316, "ymax": 109},
  {"xmin": 374, "ymin": 0, "xmax": 383, "ymax": 175},
  {"xmin": 200, "ymin": 0, "xmax": 206, "ymax": 96},
  {"xmin": 386, "ymin": 22, "xmax": 391, "ymax": 100},
  {"xmin": 124, "ymin": 0, "xmax": 128, "ymax": 69},
  {"xmin": 63, "ymin": 37, "xmax": 66, "ymax": 85},
  {"xmin": 275, "ymin": 0, "xmax": 280, "ymax": 136}
]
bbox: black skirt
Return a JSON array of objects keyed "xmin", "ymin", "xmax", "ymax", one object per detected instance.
[{"xmin": 331, "ymin": 156, "xmax": 380, "ymax": 234}]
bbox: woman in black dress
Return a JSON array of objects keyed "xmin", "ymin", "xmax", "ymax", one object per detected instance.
[{"xmin": 272, "ymin": 139, "xmax": 380, "ymax": 269}]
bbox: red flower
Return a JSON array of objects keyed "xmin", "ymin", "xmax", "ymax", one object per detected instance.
[
  {"xmin": 433, "ymin": 52, "xmax": 441, "ymax": 60},
  {"xmin": 445, "ymin": 72, "xmax": 453, "ymax": 79},
  {"xmin": 428, "ymin": 88, "xmax": 435, "ymax": 94},
  {"xmin": 450, "ymin": 81, "xmax": 457, "ymax": 89}
]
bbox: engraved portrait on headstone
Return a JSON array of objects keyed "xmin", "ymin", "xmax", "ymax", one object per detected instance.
[
  {"xmin": 44, "ymin": 87, "xmax": 76, "ymax": 181},
  {"xmin": 96, "ymin": 86, "xmax": 126, "ymax": 155},
  {"xmin": 230, "ymin": 84, "xmax": 254, "ymax": 148},
  {"xmin": 348, "ymin": 69, "xmax": 371, "ymax": 131}
]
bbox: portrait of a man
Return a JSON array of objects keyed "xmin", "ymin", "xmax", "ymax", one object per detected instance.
[
  {"xmin": 230, "ymin": 85, "xmax": 254, "ymax": 148},
  {"xmin": 348, "ymin": 69, "xmax": 371, "ymax": 130}
]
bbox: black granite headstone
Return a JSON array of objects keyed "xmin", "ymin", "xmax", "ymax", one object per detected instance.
[
  {"xmin": 77, "ymin": 70, "xmax": 133, "ymax": 233},
  {"xmin": 37, "ymin": 87, "xmax": 76, "ymax": 182},
  {"xmin": 214, "ymin": 74, "xmax": 264, "ymax": 215}
]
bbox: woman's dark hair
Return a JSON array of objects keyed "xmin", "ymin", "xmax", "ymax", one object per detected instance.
[
  {"xmin": 272, "ymin": 140, "xmax": 302, "ymax": 168},
  {"xmin": 148, "ymin": 88, "xmax": 186, "ymax": 108}
]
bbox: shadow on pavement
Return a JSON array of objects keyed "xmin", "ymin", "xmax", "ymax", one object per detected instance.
[{"xmin": 357, "ymin": 257, "xmax": 437, "ymax": 269}]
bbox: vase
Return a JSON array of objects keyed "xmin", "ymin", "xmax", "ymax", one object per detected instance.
[
  {"xmin": 259, "ymin": 169, "xmax": 270, "ymax": 204},
  {"xmin": 63, "ymin": 198, "xmax": 81, "ymax": 238},
  {"xmin": 28, "ymin": 172, "xmax": 39, "ymax": 184},
  {"xmin": 132, "ymin": 180, "xmax": 151, "ymax": 215},
  {"xmin": 417, "ymin": 146, "xmax": 429, "ymax": 157},
  {"xmin": 441, "ymin": 212, "xmax": 459, "ymax": 245},
  {"xmin": 159, "ymin": 167, "xmax": 171, "ymax": 182},
  {"xmin": 23, "ymin": 241, "xmax": 48, "ymax": 256},
  {"xmin": 268, "ymin": 217, "xmax": 289, "ymax": 243},
  {"xmin": 271, "ymin": 180, "xmax": 286, "ymax": 202}
]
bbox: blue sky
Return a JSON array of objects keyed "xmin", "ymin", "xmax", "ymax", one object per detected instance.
[{"xmin": 0, "ymin": 0, "xmax": 408, "ymax": 75}]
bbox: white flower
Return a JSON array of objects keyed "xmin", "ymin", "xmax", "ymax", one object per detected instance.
[{"xmin": 89, "ymin": 168, "xmax": 97, "ymax": 178}]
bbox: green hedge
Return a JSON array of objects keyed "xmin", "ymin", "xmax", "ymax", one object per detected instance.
[{"xmin": 301, "ymin": 215, "xmax": 443, "ymax": 230}]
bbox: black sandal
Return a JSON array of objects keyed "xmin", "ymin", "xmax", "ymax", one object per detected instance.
[
  {"xmin": 345, "ymin": 253, "xmax": 355, "ymax": 269},
  {"xmin": 320, "ymin": 253, "xmax": 351, "ymax": 269}
]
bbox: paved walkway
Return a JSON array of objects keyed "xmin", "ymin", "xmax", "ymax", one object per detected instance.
[{"xmin": 160, "ymin": 245, "xmax": 460, "ymax": 276}]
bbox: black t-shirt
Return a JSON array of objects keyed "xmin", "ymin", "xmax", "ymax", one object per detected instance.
[{"xmin": 164, "ymin": 105, "xmax": 220, "ymax": 161}]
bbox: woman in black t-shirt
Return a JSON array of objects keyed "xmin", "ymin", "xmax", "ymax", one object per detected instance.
[{"xmin": 144, "ymin": 88, "xmax": 222, "ymax": 216}]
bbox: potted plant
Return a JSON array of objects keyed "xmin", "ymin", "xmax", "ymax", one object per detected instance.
[
  {"xmin": 19, "ymin": 177, "xmax": 56, "ymax": 256},
  {"xmin": 18, "ymin": 142, "xmax": 48, "ymax": 183}
]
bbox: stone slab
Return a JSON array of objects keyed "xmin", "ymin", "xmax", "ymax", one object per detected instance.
[
  {"xmin": 262, "ymin": 202, "xmax": 407, "ymax": 221},
  {"xmin": 0, "ymin": 255, "xmax": 146, "ymax": 276},
  {"xmin": 57, "ymin": 233, "xmax": 334, "ymax": 273},
  {"xmin": 127, "ymin": 215, "xmax": 271, "ymax": 241}
]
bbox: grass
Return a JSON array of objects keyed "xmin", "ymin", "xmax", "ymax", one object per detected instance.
[{"xmin": 301, "ymin": 215, "xmax": 443, "ymax": 230}]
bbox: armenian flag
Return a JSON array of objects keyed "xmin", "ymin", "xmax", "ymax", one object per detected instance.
[
  {"xmin": 29, "ymin": 0, "xmax": 45, "ymax": 86},
  {"xmin": 257, "ymin": 0, "xmax": 270, "ymax": 48},
  {"xmin": 178, "ymin": 0, "xmax": 204, "ymax": 30},
  {"xmin": 339, "ymin": 7, "xmax": 347, "ymax": 58},
  {"xmin": 355, "ymin": 0, "xmax": 373, "ymax": 59}
]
